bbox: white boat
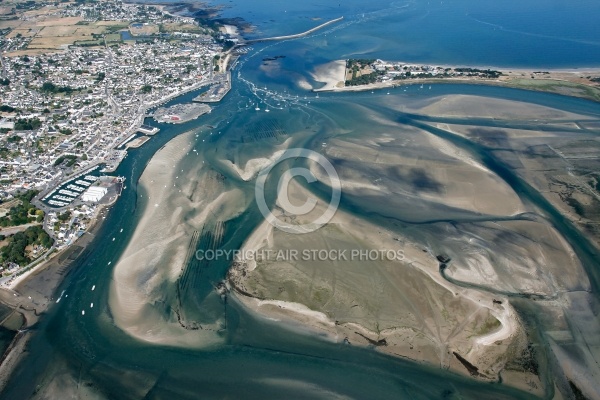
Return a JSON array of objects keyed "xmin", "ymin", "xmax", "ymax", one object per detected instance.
[{"xmin": 55, "ymin": 290, "xmax": 65, "ymax": 303}]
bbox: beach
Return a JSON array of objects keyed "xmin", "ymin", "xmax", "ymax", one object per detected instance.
[{"xmin": 310, "ymin": 60, "xmax": 346, "ymax": 91}]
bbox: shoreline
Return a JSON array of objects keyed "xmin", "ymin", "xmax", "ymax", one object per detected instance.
[
  {"xmin": 0, "ymin": 6, "xmax": 237, "ymax": 383},
  {"xmin": 0, "ymin": 200, "xmax": 109, "ymax": 392}
]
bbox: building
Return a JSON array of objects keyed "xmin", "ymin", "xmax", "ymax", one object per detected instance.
[{"xmin": 81, "ymin": 185, "xmax": 107, "ymax": 202}]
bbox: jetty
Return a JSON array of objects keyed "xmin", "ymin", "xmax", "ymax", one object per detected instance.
[{"xmin": 244, "ymin": 17, "xmax": 343, "ymax": 44}]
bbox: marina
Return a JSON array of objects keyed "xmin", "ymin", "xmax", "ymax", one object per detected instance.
[
  {"xmin": 40, "ymin": 168, "xmax": 102, "ymax": 209},
  {"xmin": 59, "ymin": 189, "xmax": 78, "ymax": 197}
]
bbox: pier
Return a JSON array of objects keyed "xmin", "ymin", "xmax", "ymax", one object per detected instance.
[{"xmin": 244, "ymin": 17, "xmax": 344, "ymax": 44}]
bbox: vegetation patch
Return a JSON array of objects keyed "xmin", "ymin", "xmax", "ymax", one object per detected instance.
[{"xmin": 0, "ymin": 225, "xmax": 52, "ymax": 266}]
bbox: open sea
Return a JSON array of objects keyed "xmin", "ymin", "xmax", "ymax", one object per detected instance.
[{"xmin": 2, "ymin": 1, "xmax": 600, "ymax": 399}]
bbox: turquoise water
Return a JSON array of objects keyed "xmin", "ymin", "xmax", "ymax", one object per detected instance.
[{"xmin": 2, "ymin": 1, "xmax": 600, "ymax": 399}]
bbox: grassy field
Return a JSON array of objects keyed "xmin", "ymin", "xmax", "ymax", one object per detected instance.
[
  {"xmin": 2, "ymin": 4, "xmax": 129, "ymax": 55},
  {"xmin": 160, "ymin": 22, "xmax": 207, "ymax": 34},
  {"xmin": 6, "ymin": 20, "xmax": 128, "ymax": 53},
  {"xmin": 129, "ymin": 23, "xmax": 159, "ymax": 36},
  {"xmin": 504, "ymin": 78, "xmax": 600, "ymax": 103}
]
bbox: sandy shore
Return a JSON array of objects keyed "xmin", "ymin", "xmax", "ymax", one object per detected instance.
[
  {"xmin": 310, "ymin": 60, "xmax": 346, "ymax": 91},
  {"xmin": 109, "ymin": 130, "xmax": 209, "ymax": 346},
  {"xmin": 108, "ymin": 128, "xmax": 250, "ymax": 347},
  {"xmin": 224, "ymin": 95, "xmax": 600, "ymax": 395},
  {"xmin": 228, "ymin": 174, "xmax": 537, "ymax": 388},
  {"xmin": 230, "ymin": 197, "xmax": 534, "ymax": 389}
]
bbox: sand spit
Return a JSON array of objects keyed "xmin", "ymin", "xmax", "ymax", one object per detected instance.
[
  {"xmin": 399, "ymin": 94, "xmax": 594, "ymax": 121},
  {"xmin": 109, "ymin": 130, "xmax": 245, "ymax": 347},
  {"xmin": 222, "ymin": 138, "xmax": 292, "ymax": 181},
  {"xmin": 310, "ymin": 60, "xmax": 346, "ymax": 91},
  {"xmin": 315, "ymin": 116, "xmax": 524, "ymax": 220},
  {"xmin": 313, "ymin": 60, "xmax": 600, "ymax": 102}
]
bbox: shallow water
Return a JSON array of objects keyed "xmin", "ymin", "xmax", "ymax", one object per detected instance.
[{"xmin": 3, "ymin": 0, "xmax": 600, "ymax": 398}]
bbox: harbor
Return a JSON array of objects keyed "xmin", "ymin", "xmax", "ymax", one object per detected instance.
[
  {"xmin": 192, "ymin": 73, "xmax": 231, "ymax": 103},
  {"xmin": 153, "ymin": 103, "xmax": 212, "ymax": 124},
  {"xmin": 125, "ymin": 136, "xmax": 151, "ymax": 149}
]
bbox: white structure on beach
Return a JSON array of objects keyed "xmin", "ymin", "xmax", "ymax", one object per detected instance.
[{"xmin": 82, "ymin": 186, "xmax": 108, "ymax": 202}]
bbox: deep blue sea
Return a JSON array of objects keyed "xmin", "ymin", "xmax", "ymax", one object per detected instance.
[{"xmin": 210, "ymin": 0, "xmax": 600, "ymax": 67}]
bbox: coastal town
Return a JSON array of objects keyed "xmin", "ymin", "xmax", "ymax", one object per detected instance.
[{"xmin": 0, "ymin": 0, "xmax": 239, "ymax": 281}]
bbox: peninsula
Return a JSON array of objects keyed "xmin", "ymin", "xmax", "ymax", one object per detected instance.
[{"xmin": 313, "ymin": 58, "xmax": 600, "ymax": 102}]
